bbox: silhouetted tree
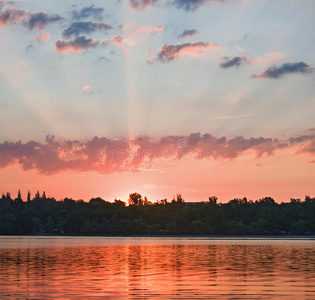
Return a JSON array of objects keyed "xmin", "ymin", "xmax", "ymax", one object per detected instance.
[
  {"xmin": 209, "ymin": 196, "xmax": 217, "ymax": 204},
  {"xmin": 128, "ymin": 193, "xmax": 143, "ymax": 206},
  {"xmin": 0, "ymin": 190, "xmax": 314, "ymax": 236},
  {"xmin": 176, "ymin": 194, "xmax": 184, "ymax": 203},
  {"xmin": 144, "ymin": 196, "xmax": 152, "ymax": 206}
]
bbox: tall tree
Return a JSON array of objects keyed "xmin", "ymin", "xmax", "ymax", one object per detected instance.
[
  {"xmin": 128, "ymin": 193, "xmax": 143, "ymax": 206},
  {"xmin": 27, "ymin": 190, "xmax": 31, "ymax": 202}
]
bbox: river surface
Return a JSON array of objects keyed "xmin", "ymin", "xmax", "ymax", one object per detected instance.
[{"xmin": 0, "ymin": 236, "xmax": 314, "ymax": 299}]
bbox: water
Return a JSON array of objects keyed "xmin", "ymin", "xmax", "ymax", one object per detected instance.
[{"xmin": 0, "ymin": 237, "xmax": 314, "ymax": 299}]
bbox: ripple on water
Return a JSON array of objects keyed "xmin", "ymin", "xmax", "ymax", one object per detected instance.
[{"xmin": 0, "ymin": 237, "xmax": 314, "ymax": 299}]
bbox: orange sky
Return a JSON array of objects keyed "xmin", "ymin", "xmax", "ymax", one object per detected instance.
[
  {"xmin": 1, "ymin": 144, "xmax": 313, "ymax": 203},
  {"xmin": 0, "ymin": 1, "xmax": 314, "ymax": 203}
]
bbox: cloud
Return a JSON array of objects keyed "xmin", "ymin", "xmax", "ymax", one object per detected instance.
[
  {"xmin": 109, "ymin": 35, "xmax": 129, "ymax": 47},
  {"xmin": 55, "ymin": 36, "xmax": 105, "ymax": 53},
  {"xmin": 215, "ymin": 113, "xmax": 252, "ymax": 120},
  {"xmin": 171, "ymin": 0, "xmax": 210, "ymax": 11},
  {"xmin": 2, "ymin": 132, "xmax": 313, "ymax": 175},
  {"xmin": 0, "ymin": 7, "xmax": 28, "ymax": 26},
  {"xmin": 62, "ymin": 21, "xmax": 112, "ymax": 38},
  {"xmin": 151, "ymin": 42, "xmax": 219, "ymax": 62},
  {"xmin": 252, "ymin": 62, "xmax": 313, "ymax": 79},
  {"xmin": 289, "ymin": 134, "xmax": 315, "ymax": 144},
  {"xmin": 0, "ymin": 135, "xmax": 132, "ymax": 174},
  {"xmin": 0, "ymin": 6, "xmax": 62, "ymax": 31},
  {"xmin": 147, "ymin": 48, "xmax": 155, "ymax": 56},
  {"xmin": 129, "ymin": 25, "xmax": 152, "ymax": 36},
  {"xmin": 249, "ymin": 52, "xmax": 283, "ymax": 64},
  {"xmin": 128, "ymin": 0, "xmax": 158, "ymax": 11},
  {"xmin": 218, "ymin": 52, "xmax": 283, "ymax": 70},
  {"xmin": 177, "ymin": 29, "xmax": 199, "ymax": 39},
  {"xmin": 83, "ymin": 85, "xmax": 92, "ymax": 93},
  {"xmin": 128, "ymin": 25, "xmax": 164, "ymax": 36},
  {"xmin": 220, "ymin": 56, "xmax": 248, "ymax": 68},
  {"xmin": 72, "ymin": 5, "xmax": 104, "ymax": 20},
  {"xmin": 132, "ymin": 133, "xmax": 287, "ymax": 161},
  {"xmin": 25, "ymin": 12, "xmax": 62, "ymax": 30},
  {"xmin": 152, "ymin": 25, "xmax": 165, "ymax": 34},
  {"xmin": 287, "ymin": 133, "xmax": 315, "ymax": 156},
  {"xmin": 98, "ymin": 56, "xmax": 110, "ymax": 62},
  {"xmin": 298, "ymin": 139, "xmax": 315, "ymax": 155},
  {"xmin": 25, "ymin": 44, "xmax": 35, "ymax": 52},
  {"xmin": 35, "ymin": 32, "xmax": 49, "ymax": 42}
]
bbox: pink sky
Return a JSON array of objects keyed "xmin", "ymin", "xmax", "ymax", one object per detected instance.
[
  {"xmin": 0, "ymin": 1, "xmax": 314, "ymax": 203},
  {"xmin": 0, "ymin": 134, "xmax": 314, "ymax": 203}
]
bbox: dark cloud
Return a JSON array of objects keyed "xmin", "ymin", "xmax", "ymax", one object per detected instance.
[
  {"xmin": 287, "ymin": 134, "xmax": 315, "ymax": 156},
  {"xmin": 3, "ymin": 132, "xmax": 314, "ymax": 175},
  {"xmin": 0, "ymin": 7, "xmax": 28, "ymax": 26},
  {"xmin": 62, "ymin": 21, "xmax": 112, "ymax": 38},
  {"xmin": 129, "ymin": 0, "xmax": 158, "ymax": 10},
  {"xmin": 0, "ymin": 6, "xmax": 62, "ymax": 30},
  {"xmin": 220, "ymin": 56, "xmax": 248, "ymax": 68},
  {"xmin": 0, "ymin": 135, "xmax": 130, "ymax": 174},
  {"xmin": 300, "ymin": 139, "xmax": 315, "ymax": 155},
  {"xmin": 252, "ymin": 62, "xmax": 313, "ymax": 79},
  {"xmin": 289, "ymin": 134, "xmax": 315, "ymax": 145},
  {"xmin": 25, "ymin": 44, "xmax": 35, "ymax": 52},
  {"xmin": 98, "ymin": 56, "xmax": 110, "ymax": 62},
  {"xmin": 72, "ymin": 5, "xmax": 104, "ymax": 20},
  {"xmin": 25, "ymin": 12, "xmax": 62, "ymax": 30},
  {"xmin": 171, "ymin": 0, "xmax": 209, "ymax": 11},
  {"xmin": 55, "ymin": 36, "xmax": 105, "ymax": 53},
  {"xmin": 152, "ymin": 41, "xmax": 219, "ymax": 63},
  {"xmin": 177, "ymin": 29, "xmax": 199, "ymax": 39}
]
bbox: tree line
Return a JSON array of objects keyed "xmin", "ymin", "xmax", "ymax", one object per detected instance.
[{"xmin": 0, "ymin": 191, "xmax": 314, "ymax": 236}]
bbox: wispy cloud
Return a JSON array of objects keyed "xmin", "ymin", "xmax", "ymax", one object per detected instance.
[
  {"xmin": 1, "ymin": 132, "xmax": 313, "ymax": 174},
  {"xmin": 249, "ymin": 52, "xmax": 284, "ymax": 64},
  {"xmin": 62, "ymin": 21, "xmax": 112, "ymax": 38},
  {"xmin": 151, "ymin": 25, "xmax": 165, "ymax": 34},
  {"xmin": 147, "ymin": 48, "xmax": 155, "ymax": 56},
  {"xmin": 55, "ymin": 36, "xmax": 105, "ymax": 53},
  {"xmin": 171, "ymin": 0, "xmax": 221, "ymax": 11},
  {"xmin": 177, "ymin": 29, "xmax": 199, "ymax": 39},
  {"xmin": 54, "ymin": 34, "xmax": 133, "ymax": 53},
  {"xmin": 109, "ymin": 35, "xmax": 128, "ymax": 47},
  {"xmin": 219, "ymin": 52, "xmax": 284, "ymax": 70},
  {"xmin": 83, "ymin": 85, "xmax": 92, "ymax": 93},
  {"xmin": 220, "ymin": 56, "xmax": 248, "ymax": 68},
  {"xmin": 34, "ymin": 32, "xmax": 49, "ymax": 42},
  {"xmin": 150, "ymin": 41, "xmax": 219, "ymax": 63},
  {"xmin": 98, "ymin": 56, "xmax": 110, "ymax": 62},
  {"xmin": 71, "ymin": 5, "xmax": 104, "ymax": 20},
  {"xmin": 0, "ymin": 7, "xmax": 27, "ymax": 26},
  {"xmin": 25, "ymin": 12, "xmax": 62, "ymax": 30},
  {"xmin": 215, "ymin": 114, "xmax": 252, "ymax": 120},
  {"xmin": 252, "ymin": 62, "xmax": 313, "ymax": 79},
  {"xmin": 128, "ymin": 0, "xmax": 159, "ymax": 11},
  {"xmin": 128, "ymin": 25, "xmax": 164, "ymax": 36}
]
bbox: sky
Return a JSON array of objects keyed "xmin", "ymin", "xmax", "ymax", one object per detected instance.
[{"xmin": 0, "ymin": 0, "xmax": 314, "ymax": 203}]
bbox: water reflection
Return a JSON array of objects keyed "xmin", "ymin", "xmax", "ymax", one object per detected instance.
[{"xmin": 0, "ymin": 238, "xmax": 314, "ymax": 298}]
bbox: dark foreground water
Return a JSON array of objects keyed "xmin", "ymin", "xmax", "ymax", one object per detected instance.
[{"xmin": 0, "ymin": 237, "xmax": 314, "ymax": 299}]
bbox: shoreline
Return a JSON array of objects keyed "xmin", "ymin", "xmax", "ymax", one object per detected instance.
[{"xmin": 1, "ymin": 234, "xmax": 315, "ymax": 240}]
